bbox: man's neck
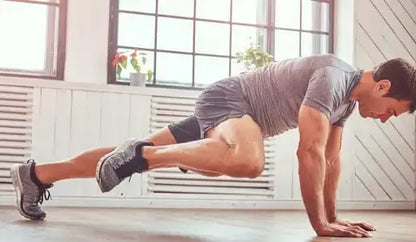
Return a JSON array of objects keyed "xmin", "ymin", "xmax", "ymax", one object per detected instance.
[{"xmin": 350, "ymin": 71, "xmax": 373, "ymax": 101}]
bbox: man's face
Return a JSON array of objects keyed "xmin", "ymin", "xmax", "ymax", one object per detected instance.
[{"xmin": 357, "ymin": 80, "xmax": 411, "ymax": 123}]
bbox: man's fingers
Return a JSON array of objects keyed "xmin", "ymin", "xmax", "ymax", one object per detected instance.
[
  {"xmin": 348, "ymin": 227, "xmax": 367, "ymax": 237},
  {"xmin": 352, "ymin": 225, "xmax": 369, "ymax": 234},
  {"xmin": 343, "ymin": 230, "xmax": 363, "ymax": 238},
  {"xmin": 349, "ymin": 227, "xmax": 370, "ymax": 237},
  {"xmin": 338, "ymin": 227, "xmax": 365, "ymax": 238},
  {"xmin": 352, "ymin": 222, "xmax": 376, "ymax": 231}
]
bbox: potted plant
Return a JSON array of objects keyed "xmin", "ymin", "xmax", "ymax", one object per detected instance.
[
  {"xmin": 112, "ymin": 49, "xmax": 153, "ymax": 86},
  {"xmin": 235, "ymin": 43, "xmax": 273, "ymax": 71}
]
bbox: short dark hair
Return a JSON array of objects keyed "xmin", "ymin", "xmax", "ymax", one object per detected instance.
[{"xmin": 373, "ymin": 58, "xmax": 416, "ymax": 113}]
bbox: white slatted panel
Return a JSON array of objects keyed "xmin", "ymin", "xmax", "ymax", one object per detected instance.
[
  {"xmin": 352, "ymin": 113, "xmax": 415, "ymax": 201},
  {"xmin": 354, "ymin": 0, "xmax": 416, "ymax": 202},
  {"xmin": 146, "ymin": 96, "xmax": 276, "ymax": 200},
  {"xmin": 0, "ymin": 85, "xmax": 33, "ymax": 194},
  {"xmin": 29, "ymin": 87, "xmax": 152, "ymax": 199}
]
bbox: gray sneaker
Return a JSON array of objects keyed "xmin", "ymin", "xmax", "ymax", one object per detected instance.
[
  {"xmin": 10, "ymin": 160, "xmax": 52, "ymax": 221},
  {"xmin": 96, "ymin": 138, "xmax": 153, "ymax": 193}
]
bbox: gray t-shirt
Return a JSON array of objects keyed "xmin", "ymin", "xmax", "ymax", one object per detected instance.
[{"xmin": 239, "ymin": 54, "xmax": 361, "ymax": 137}]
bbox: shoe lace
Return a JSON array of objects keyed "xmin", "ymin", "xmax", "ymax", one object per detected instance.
[
  {"xmin": 37, "ymin": 188, "xmax": 52, "ymax": 205},
  {"xmin": 113, "ymin": 140, "xmax": 152, "ymax": 180},
  {"xmin": 25, "ymin": 159, "xmax": 53, "ymax": 205}
]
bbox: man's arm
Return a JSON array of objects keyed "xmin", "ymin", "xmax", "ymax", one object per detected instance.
[
  {"xmin": 297, "ymin": 106, "xmax": 329, "ymax": 231},
  {"xmin": 324, "ymin": 125, "xmax": 377, "ymax": 231},
  {"xmin": 324, "ymin": 125, "xmax": 343, "ymax": 222},
  {"xmin": 297, "ymin": 106, "xmax": 370, "ymax": 237}
]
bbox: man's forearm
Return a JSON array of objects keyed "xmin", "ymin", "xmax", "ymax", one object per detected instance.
[
  {"xmin": 298, "ymin": 149, "xmax": 327, "ymax": 232},
  {"xmin": 324, "ymin": 156, "xmax": 341, "ymax": 222}
]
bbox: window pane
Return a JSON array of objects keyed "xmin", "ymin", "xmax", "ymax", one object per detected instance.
[
  {"xmin": 231, "ymin": 58, "xmax": 246, "ymax": 76},
  {"xmin": 118, "ymin": 13, "xmax": 155, "ymax": 49},
  {"xmin": 115, "ymin": 49, "xmax": 154, "ymax": 82},
  {"xmin": 302, "ymin": 0, "xmax": 329, "ymax": 32},
  {"xmin": 196, "ymin": 21, "xmax": 230, "ymax": 55},
  {"xmin": 232, "ymin": 26, "xmax": 267, "ymax": 56},
  {"xmin": 159, "ymin": 0, "xmax": 193, "ymax": 18},
  {"xmin": 0, "ymin": 1, "xmax": 49, "ymax": 71},
  {"xmin": 119, "ymin": 0, "xmax": 156, "ymax": 13},
  {"xmin": 158, "ymin": 17, "xmax": 193, "ymax": 52},
  {"xmin": 275, "ymin": 0, "xmax": 300, "ymax": 29},
  {"xmin": 275, "ymin": 30, "xmax": 299, "ymax": 61},
  {"xmin": 194, "ymin": 56, "xmax": 229, "ymax": 87},
  {"xmin": 196, "ymin": 0, "xmax": 230, "ymax": 21},
  {"xmin": 156, "ymin": 52, "xmax": 192, "ymax": 86},
  {"xmin": 301, "ymin": 33, "xmax": 328, "ymax": 57},
  {"xmin": 233, "ymin": 0, "xmax": 267, "ymax": 25}
]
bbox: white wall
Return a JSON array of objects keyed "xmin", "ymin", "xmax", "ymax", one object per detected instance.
[
  {"xmin": 64, "ymin": 0, "xmax": 110, "ymax": 84},
  {"xmin": 351, "ymin": 0, "xmax": 415, "ymax": 202},
  {"xmin": 333, "ymin": 0, "xmax": 355, "ymax": 64}
]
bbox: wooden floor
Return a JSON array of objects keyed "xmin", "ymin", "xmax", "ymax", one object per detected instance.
[{"xmin": 1, "ymin": 207, "xmax": 415, "ymax": 242}]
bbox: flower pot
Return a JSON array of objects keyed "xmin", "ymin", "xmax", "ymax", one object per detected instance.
[{"xmin": 130, "ymin": 73, "xmax": 146, "ymax": 87}]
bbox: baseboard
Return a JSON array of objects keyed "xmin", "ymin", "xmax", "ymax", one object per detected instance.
[{"xmin": 1, "ymin": 196, "xmax": 414, "ymax": 210}]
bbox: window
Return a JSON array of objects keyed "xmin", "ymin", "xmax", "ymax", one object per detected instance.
[
  {"xmin": 0, "ymin": 0, "xmax": 67, "ymax": 79},
  {"xmin": 108, "ymin": 0, "xmax": 333, "ymax": 88}
]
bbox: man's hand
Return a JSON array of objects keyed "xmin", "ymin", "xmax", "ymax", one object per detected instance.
[
  {"xmin": 316, "ymin": 221, "xmax": 373, "ymax": 237},
  {"xmin": 332, "ymin": 219, "xmax": 376, "ymax": 232}
]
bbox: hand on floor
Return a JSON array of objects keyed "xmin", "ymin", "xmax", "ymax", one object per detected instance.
[
  {"xmin": 333, "ymin": 219, "xmax": 376, "ymax": 232},
  {"xmin": 316, "ymin": 221, "xmax": 373, "ymax": 238}
]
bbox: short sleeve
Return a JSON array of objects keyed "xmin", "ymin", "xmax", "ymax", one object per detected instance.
[
  {"xmin": 302, "ymin": 67, "xmax": 343, "ymax": 119},
  {"xmin": 333, "ymin": 101, "xmax": 357, "ymax": 127}
]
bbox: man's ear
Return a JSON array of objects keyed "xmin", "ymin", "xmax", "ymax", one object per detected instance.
[{"xmin": 374, "ymin": 79, "xmax": 391, "ymax": 96}]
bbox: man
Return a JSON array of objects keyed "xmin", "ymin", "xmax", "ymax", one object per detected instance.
[{"xmin": 10, "ymin": 54, "xmax": 415, "ymax": 237}]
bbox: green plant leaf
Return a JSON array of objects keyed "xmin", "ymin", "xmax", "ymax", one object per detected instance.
[
  {"xmin": 131, "ymin": 57, "xmax": 140, "ymax": 72},
  {"xmin": 142, "ymin": 56, "xmax": 147, "ymax": 65},
  {"xmin": 147, "ymin": 70, "xmax": 153, "ymax": 82},
  {"xmin": 131, "ymin": 57, "xmax": 137, "ymax": 67},
  {"xmin": 116, "ymin": 65, "xmax": 122, "ymax": 79},
  {"xmin": 235, "ymin": 44, "xmax": 274, "ymax": 71},
  {"xmin": 121, "ymin": 59, "xmax": 128, "ymax": 69}
]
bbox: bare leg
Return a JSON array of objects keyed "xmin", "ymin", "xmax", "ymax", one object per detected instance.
[
  {"xmin": 144, "ymin": 115, "xmax": 265, "ymax": 178},
  {"xmin": 35, "ymin": 127, "xmax": 177, "ymax": 184},
  {"xmin": 35, "ymin": 147, "xmax": 115, "ymax": 184},
  {"xmin": 36, "ymin": 115, "xmax": 263, "ymax": 184}
]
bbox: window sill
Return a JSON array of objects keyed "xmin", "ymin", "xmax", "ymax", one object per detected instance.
[{"xmin": 0, "ymin": 76, "xmax": 201, "ymax": 98}]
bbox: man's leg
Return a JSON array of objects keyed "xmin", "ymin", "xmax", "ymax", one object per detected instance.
[
  {"xmin": 34, "ymin": 126, "xmax": 178, "ymax": 185},
  {"xmin": 9, "ymin": 126, "xmax": 179, "ymax": 221},
  {"xmin": 146, "ymin": 115, "xmax": 265, "ymax": 177},
  {"xmin": 97, "ymin": 114, "xmax": 265, "ymax": 191}
]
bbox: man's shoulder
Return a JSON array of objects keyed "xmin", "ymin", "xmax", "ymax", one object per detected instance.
[{"xmin": 315, "ymin": 54, "xmax": 357, "ymax": 72}]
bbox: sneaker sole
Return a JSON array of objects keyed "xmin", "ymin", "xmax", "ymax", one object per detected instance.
[
  {"xmin": 10, "ymin": 165, "xmax": 45, "ymax": 221},
  {"xmin": 96, "ymin": 138, "xmax": 136, "ymax": 192}
]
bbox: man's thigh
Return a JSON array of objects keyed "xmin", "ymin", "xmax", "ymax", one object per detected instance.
[{"xmin": 205, "ymin": 114, "xmax": 265, "ymax": 160}]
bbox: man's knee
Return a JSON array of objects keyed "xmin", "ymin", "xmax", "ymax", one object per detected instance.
[
  {"xmin": 244, "ymin": 156, "xmax": 265, "ymax": 178},
  {"xmin": 227, "ymin": 154, "xmax": 265, "ymax": 178}
]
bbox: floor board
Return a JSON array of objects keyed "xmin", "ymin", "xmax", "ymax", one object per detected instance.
[{"xmin": 1, "ymin": 207, "xmax": 415, "ymax": 242}]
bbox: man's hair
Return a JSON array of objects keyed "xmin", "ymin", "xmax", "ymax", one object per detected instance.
[{"xmin": 373, "ymin": 58, "xmax": 416, "ymax": 113}]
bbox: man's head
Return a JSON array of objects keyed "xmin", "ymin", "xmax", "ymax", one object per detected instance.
[{"xmin": 353, "ymin": 58, "xmax": 416, "ymax": 122}]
